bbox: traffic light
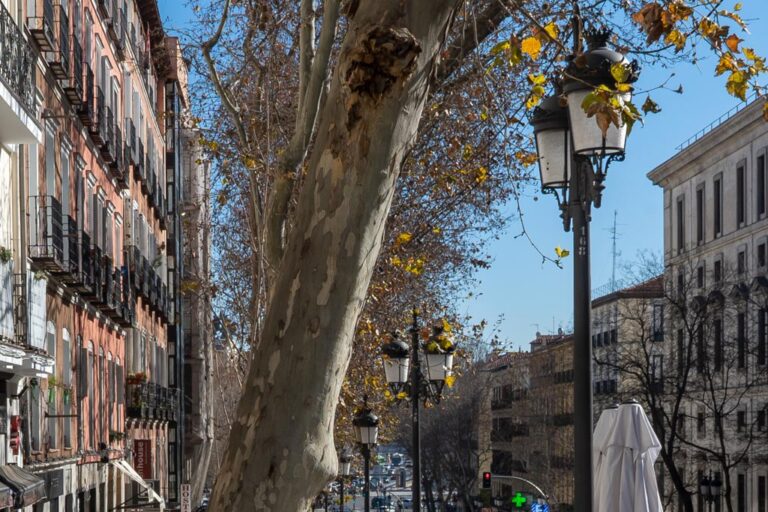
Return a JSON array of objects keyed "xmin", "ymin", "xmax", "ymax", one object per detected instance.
[{"xmin": 482, "ymin": 472, "xmax": 492, "ymax": 489}]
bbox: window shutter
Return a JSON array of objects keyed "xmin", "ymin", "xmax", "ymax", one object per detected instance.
[
  {"xmin": 79, "ymin": 347, "xmax": 88, "ymax": 398},
  {"xmin": 117, "ymin": 365, "xmax": 124, "ymax": 404}
]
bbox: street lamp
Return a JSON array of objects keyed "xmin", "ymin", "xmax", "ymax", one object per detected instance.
[
  {"xmin": 353, "ymin": 399, "xmax": 379, "ymax": 512},
  {"xmin": 530, "ymin": 27, "xmax": 639, "ymax": 512},
  {"xmin": 381, "ymin": 310, "xmax": 455, "ymax": 512},
  {"xmin": 339, "ymin": 450, "xmax": 354, "ymax": 512},
  {"xmin": 699, "ymin": 473, "xmax": 722, "ymax": 511}
]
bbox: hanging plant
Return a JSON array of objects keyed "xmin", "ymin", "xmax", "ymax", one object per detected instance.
[
  {"xmin": 62, "ymin": 388, "xmax": 71, "ymax": 406},
  {"xmin": 47, "ymin": 387, "xmax": 55, "ymax": 405},
  {"xmin": 0, "ymin": 247, "xmax": 11, "ymax": 263}
]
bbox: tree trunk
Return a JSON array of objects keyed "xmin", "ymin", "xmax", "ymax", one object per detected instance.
[{"xmin": 208, "ymin": 1, "xmax": 459, "ymax": 510}]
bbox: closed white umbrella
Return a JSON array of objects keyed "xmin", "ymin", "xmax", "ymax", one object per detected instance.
[{"xmin": 593, "ymin": 400, "xmax": 663, "ymax": 512}]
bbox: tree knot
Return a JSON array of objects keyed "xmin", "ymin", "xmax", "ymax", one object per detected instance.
[{"xmin": 342, "ymin": 25, "xmax": 421, "ymax": 130}]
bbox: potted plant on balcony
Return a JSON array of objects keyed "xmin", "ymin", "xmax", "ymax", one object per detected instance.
[
  {"xmin": 0, "ymin": 247, "xmax": 11, "ymax": 263},
  {"xmin": 109, "ymin": 430, "xmax": 125, "ymax": 443},
  {"xmin": 126, "ymin": 372, "xmax": 146, "ymax": 385}
]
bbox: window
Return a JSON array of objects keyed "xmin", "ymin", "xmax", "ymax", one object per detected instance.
[
  {"xmin": 759, "ymin": 309, "xmax": 767, "ymax": 366},
  {"xmin": 760, "ymin": 242, "xmax": 767, "ymax": 268},
  {"xmin": 697, "ymin": 327, "xmax": 705, "ymax": 373},
  {"xmin": 696, "ymin": 185, "xmax": 705, "ymax": 243},
  {"xmin": 738, "ymin": 249, "xmax": 746, "ymax": 275},
  {"xmin": 88, "ymin": 342, "xmax": 94, "ymax": 449},
  {"xmin": 758, "ymin": 152, "xmax": 766, "ymax": 218},
  {"xmin": 714, "ymin": 318, "xmax": 723, "ymax": 371},
  {"xmin": 759, "ymin": 409, "xmax": 766, "ymax": 432},
  {"xmin": 737, "ymin": 313, "xmax": 746, "ymax": 368},
  {"xmin": 46, "ymin": 323, "xmax": 56, "ymax": 450},
  {"xmin": 677, "ymin": 329, "xmax": 685, "ymax": 375},
  {"xmin": 677, "ymin": 273, "xmax": 685, "ymax": 298},
  {"xmin": 759, "ymin": 475, "xmax": 766, "ymax": 512},
  {"xmin": 651, "ymin": 354, "xmax": 663, "ymax": 389},
  {"xmin": 737, "ymin": 410, "xmax": 746, "ymax": 433},
  {"xmin": 714, "ymin": 258, "xmax": 722, "ymax": 283},
  {"xmin": 697, "ymin": 411, "xmax": 706, "ymax": 436},
  {"xmin": 676, "ymin": 196, "xmax": 685, "ymax": 253},
  {"xmin": 738, "ymin": 473, "xmax": 746, "ymax": 512},
  {"xmin": 697, "ymin": 265, "xmax": 705, "ymax": 288},
  {"xmin": 714, "ymin": 174, "xmax": 723, "ymax": 236},
  {"xmin": 737, "ymin": 163, "xmax": 746, "ymax": 226},
  {"xmin": 652, "ymin": 304, "xmax": 664, "ymax": 341},
  {"xmin": 62, "ymin": 330, "xmax": 71, "ymax": 448}
]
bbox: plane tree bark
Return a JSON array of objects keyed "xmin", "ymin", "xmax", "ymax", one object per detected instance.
[{"xmin": 208, "ymin": 2, "xmax": 462, "ymax": 510}]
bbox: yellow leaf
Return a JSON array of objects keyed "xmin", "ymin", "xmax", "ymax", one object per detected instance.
[
  {"xmin": 462, "ymin": 144, "xmax": 473, "ymax": 160},
  {"xmin": 616, "ymin": 83, "xmax": 633, "ymax": 93},
  {"xmin": 521, "ymin": 37, "xmax": 542, "ymax": 60},
  {"xmin": 445, "ymin": 374, "xmax": 457, "ymax": 389},
  {"xmin": 396, "ymin": 391, "xmax": 408, "ymax": 400},
  {"xmin": 715, "ymin": 53, "xmax": 737, "ymax": 76},
  {"xmin": 474, "ymin": 166, "xmax": 489, "ymax": 184},
  {"xmin": 734, "ymin": 2, "xmax": 742, "ymax": 10},
  {"xmin": 555, "ymin": 246, "xmax": 570, "ymax": 259},
  {"xmin": 441, "ymin": 318, "xmax": 453, "ymax": 333},
  {"xmin": 528, "ymin": 73, "xmax": 546, "ymax": 86},
  {"xmin": 726, "ymin": 70, "xmax": 748, "ymax": 100},
  {"xmin": 480, "ymin": 108, "xmax": 489, "ymax": 121},
  {"xmin": 543, "ymin": 22, "xmax": 559, "ymax": 41},
  {"xmin": 664, "ymin": 29, "xmax": 686, "ymax": 52},
  {"xmin": 396, "ymin": 232, "xmax": 412, "ymax": 245},
  {"xmin": 610, "ymin": 62, "xmax": 630, "ymax": 83},
  {"xmin": 490, "ymin": 40, "xmax": 511, "ymax": 56},
  {"xmin": 432, "ymin": 226, "xmax": 441, "ymax": 234}
]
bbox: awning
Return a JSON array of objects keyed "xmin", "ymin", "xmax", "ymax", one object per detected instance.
[
  {"xmin": 111, "ymin": 460, "xmax": 166, "ymax": 511},
  {"xmin": 0, "ymin": 480, "xmax": 14, "ymax": 509},
  {"xmin": 0, "ymin": 464, "xmax": 46, "ymax": 508}
]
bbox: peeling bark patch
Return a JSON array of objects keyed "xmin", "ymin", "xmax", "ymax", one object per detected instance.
[{"xmin": 342, "ymin": 25, "xmax": 421, "ymax": 130}]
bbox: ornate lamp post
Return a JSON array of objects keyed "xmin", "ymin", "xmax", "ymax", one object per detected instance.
[
  {"xmin": 381, "ymin": 310, "xmax": 455, "ymax": 512},
  {"xmin": 530, "ymin": 28, "xmax": 639, "ymax": 512},
  {"xmin": 699, "ymin": 473, "xmax": 722, "ymax": 512},
  {"xmin": 338, "ymin": 450, "xmax": 353, "ymax": 512},
  {"xmin": 353, "ymin": 399, "xmax": 379, "ymax": 512}
]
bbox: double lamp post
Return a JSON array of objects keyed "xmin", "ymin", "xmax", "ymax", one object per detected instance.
[{"xmin": 530, "ymin": 28, "xmax": 640, "ymax": 512}]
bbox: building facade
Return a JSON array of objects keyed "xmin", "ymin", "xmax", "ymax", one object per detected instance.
[
  {"xmin": 649, "ymin": 97, "xmax": 768, "ymax": 512},
  {"xmin": 0, "ymin": 0, "xmax": 210, "ymax": 509},
  {"xmin": 487, "ymin": 334, "xmax": 575, "ymax": 511}
]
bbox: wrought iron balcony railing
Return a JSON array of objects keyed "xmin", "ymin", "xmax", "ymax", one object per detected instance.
[
  {"xmin": 72, "ymin": 230, "xmax": 95, "ymax": 294},
  {"xmin": 27, "ymin": 0, "xmax": 55, "ymax": 52},
  {"xmin": 28, "ymin": 195, "xmax": 65, "ymax": 271},
  {"xmin": 77, "ymin": 64, "xmax": 94, "ymax": 124},
  {"xmin": 1, "ymin": 1, "xmax": 37, "ymax": 115},
  {"xmin": 89, "ymin": 86, "xmax": 106, "ymax": 144},
  {"xmin": 48, "ymin": 4, "xmax": 69, "ymax": 79},
  {"xmin": 127, "ymin": 382, "xmax": 179, "ymax": 421},
  {"xmin": 62, "ymin": 34, "xmax": 83, "ymax": 106},
  {"xmin": 62, "ymin": 215, "xmax": 80, "ymax": 280}
]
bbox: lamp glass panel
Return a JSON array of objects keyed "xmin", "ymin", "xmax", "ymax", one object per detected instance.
[
  {"xmin": 383, "ymin": 357, "xmax": 410, "ymax": 384},
  {"xmin": 535, "ymin": 128, "xmax": 570, "ymax": 190},
  {"xmin": 425, "ymin": 353, "xmax": 453, "ymax": 381},
  {"xmin": 359, "ymin": 425, "xmax": 379, "ymax": 445},
  {"xmin": 699, "ymin": 483, "xmax": 709, "ymax": 497},
  {"xmin": 711, "ymin": 481, "xmax": 721, "ymax": 496},
  {"xmin": 566, "ymin": 89, "xmax": 630, "ymax": 156},
  {"xmin": 341, "ymin": 461, "xmax": 352, "ymax": 476}
]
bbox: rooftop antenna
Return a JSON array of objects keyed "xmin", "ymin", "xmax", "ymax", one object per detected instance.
[{"xmin": 608, "ymin": 210, "xmax": 622, "ymax": 292}]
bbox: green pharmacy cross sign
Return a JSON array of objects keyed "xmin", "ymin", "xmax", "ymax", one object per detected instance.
[{"xmin": 511, "ymin": 492, "xmax": 527, "ymax": 508}]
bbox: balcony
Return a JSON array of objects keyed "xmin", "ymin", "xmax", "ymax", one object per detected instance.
[
  {"xmin": 126, "ymin": 119, "xmax": 136, "ymax": 164},
  {"xmin": 83, "ymin": 245, "xmax": 105, "ymax": 302},
  {"xmin": 77, "ymin": 65, "xmax": 94, "ymax": 125},
  {"xmin": 117, "ymin": 268, "xmax": 134, "ymax": 327},
  {"xmin": 99, "ymin": 106, "xmax": 116, "ymax": 162},
  {"xmin": 141, "ymin": 156, "xmax": 152, "ymax": 194},
  {"xmin": 1, "ymin": 2, "xmax": 39, "ymax": 143},
  {"xmin": 28, "ymin": 196, "xmax": 65, "ymax": 272},
  {"xmin": 89, "ymin": 86, "xmax": 106, "ymax": 144},
  {"xmin": 62, "ymin": 35, "xmax": 83, "ymax": 106},
  {"xmin": 71, "ymin": 231, "xmax": 95, "ymax": 294},
  {"xmin": 134, "ymin": 139, "xmax": 145, "ymax": 181},
  {"xmin": 60, "ymin": 215, "xmax": 80, "ymax": 282},
  {"xmin": 27, "ymin": 0, "xmax": 55, "ymax": 52},
  {"xmin": 108, "ymin": 126, "xmax": 126, "ymax": 186},
  {"xmin": 126, "ymin": 382, "xmax": 178, "ymax": 422},
  {"xmin": 47, "ymin": 4, "xmax": 69, "ymax": 79}
]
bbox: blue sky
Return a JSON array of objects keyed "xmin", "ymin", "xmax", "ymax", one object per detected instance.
[{"xmin": 157, "ymin": 1, "xmax": 768, "ymax": 349}]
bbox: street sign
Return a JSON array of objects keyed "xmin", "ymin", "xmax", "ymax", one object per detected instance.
[
  {"xmin": 530, "ymin": 503, "xmax": 550, "ymax": 512},
  {"xmin": 180, "ymin": 484, "xmax": 192, "ymax": 512}
]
